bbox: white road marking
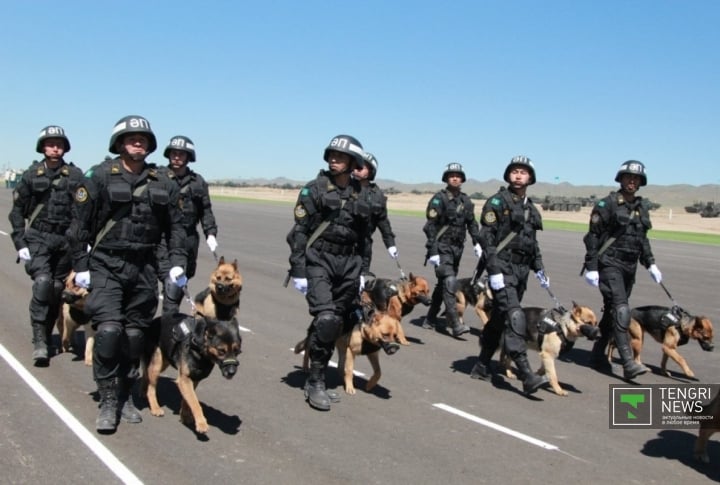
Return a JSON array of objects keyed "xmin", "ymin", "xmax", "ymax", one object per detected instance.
[{"xmin": 0, "ymin": 342, "xmax": 144, "ymax": 485}]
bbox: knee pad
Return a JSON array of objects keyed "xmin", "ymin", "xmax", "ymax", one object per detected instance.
[
  {"xmin": 94, "ymin": 321, "xmax": 123, "ymax": 360},
  {"xmin": 32, "ymin": 274, "xmax": 53, "ymax": 304},
  {"xmin": 614, "ymin": 304, "xmax": 631, "ymax": 332},
  {"xmin": 313, "ymin": 312, "xmax": 342, "ymax": 344},
  {"xmin": 443, "ymin": 276, "xmax": 458, "ymax": 294},
  {"xmin": 124, "ymin": 327, "xmax": 145, "ymax": 362},
  {"xmin": 164, "ymin": 276, "xmax": 184, "ymax": 303},
  {"xmin": 507, "ymin": 308, "xmax": 527, "ymax": 337}
]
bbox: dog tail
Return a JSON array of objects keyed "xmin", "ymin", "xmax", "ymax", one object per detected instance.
[{"xmin": 293, "ymin": 338, "xmax": 307, "ymax": 354}]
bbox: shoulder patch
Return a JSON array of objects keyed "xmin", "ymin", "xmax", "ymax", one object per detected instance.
[
  {"xmin": 75, "ymin": 187, "xmax": 89, "ymax": 203},
  {"xmin": 432, "ymin": 198, "xmax": 440, "ymax": 206},
  {"xmin": 590, "ymin": 213, "xmax": 600, "ymax": 224},
  {"xmin": 84, "ymin": 168, "xmax": 94, "ymax": 178},
  {"xmin": 301, "ymin": 187, "xmax": 310, "ymax": 196},
  {"xmin": 294, "ymin": 204, "xmax": 307, "ymax": 219},
  {"xmin": 490, "ymin": 197, "xmax": 501, "ymax": 206},
  {"xmin": 597, "ymin": 200, "xmax": 606, "ymax": 208},
  {"xmin": 427, "ymin": 208, "xmax": 438, "ymax": 219},
  {"xmin": 483, "ymin": 211, "xmax": 497, "ymax": 224}
]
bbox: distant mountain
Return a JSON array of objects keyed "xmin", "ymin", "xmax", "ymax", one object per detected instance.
[{"xmin": 211, "ymin": 177, "xmax": 719, "ymax": 208}]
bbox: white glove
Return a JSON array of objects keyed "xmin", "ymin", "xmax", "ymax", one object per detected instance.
[
  {"xmin": 584, "ymin": 270, "xmax": 599, "ymax": 287},
  {"xmin": 169, "ymin": 266, "xmax": 187, "ymax": 288},
  {"xmin": 206, "ymin": 235, "xmax": 218, "ymax": 252},
  {"xmin": 489, "ymin": 273, "xmax": 505, "ymax": 290},
  {"xmin": 535, "ymin": 270, "xmax": 550, "ymax": 289},
  {"xmin": 387, "ymin": 246, "xmax": 399, "ymax": 259},
  {"xmin": 17, "ymin": 247, "xmax": 31, "ymax": 261},
  {"xmin": 292, "ymin": 277, "xmax": 308, "ymax": 295},
  {"xmin": 359, "ymin": 274, "xmax": 366, "ymax": 293},
  {"xmin": 86, "ymin": 244, "xmax": 92, "ymax": 253},
  {"xmin": 649, "ymin": 264, "xmax": 662, "ymax": 284},
  {"xmin": 428, "ymin": 254, "xmax": 441, "ymax": 267},
  {"xmin": 473, "ymin": 243, "xmax": 483, "ymax": 259},
  {"xmin": 75, "ymin": 270, "xmax": 91, "ymax": 289}
]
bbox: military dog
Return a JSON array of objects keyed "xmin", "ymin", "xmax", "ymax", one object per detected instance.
[
  {"xmin": 608, "ymin": 305, "xmax": 714, "ymax": 378},
  {"xmin": 361, "ymin": 273, "xmax": 431, "ymax": 345},
  {"xmin": 499, "ymin": 303, "xmax": 599, "ymax": 396},
  {"xmin": 143, "ymin": 313, "xmax": 242, "ymax": 434},
  {"xmin": 193, "ymin": 256, "xmax": 243, "ymax": 321},
  {"xmin": 454, "ymin": 277, "xmax": 493, "ymax": 328},
  {"xmin": 694, "ymin": 391, "xmax": 720, "ymax": 464},
  {"xmin": 55, "ymin": 270, "xmax": 94, "ymax": 365}
]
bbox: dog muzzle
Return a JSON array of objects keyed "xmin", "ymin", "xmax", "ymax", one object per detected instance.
[
  {"xmin": 215, "ymin": 283, "xmax": 236, "ymax": 295},
  {"xmin": 380, "ymin": 340, "xmax": 400, "ymax": 356},
  {"xmin": 416, "ymin": 294, "xmax": 431, "ymax": 306},
  {"xmin": 579, "ymin": 324, "xmax": 601, "ymax": 341},
  {"xmin": 700, "ymin": 340, "xmax": 714, "ymax": 352},
  {"xmin": 219, "ymin": 358, "xmax": 239, "ymax": 379}
]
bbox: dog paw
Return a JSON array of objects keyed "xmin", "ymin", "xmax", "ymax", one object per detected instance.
[
  {"xmin": 694, "ymin": 452, "xmax": 710, "ymax": 464},
  {"xmin": 150, "ymin": 408, "xmax": 165, "ymax": 417},
  {"xmin": 345, "ymin": 386, "xmax": 356, "ymax": 395},
  {"xmin": 195, "ymin": 420, "xmax": 209, "ymax": 434},
  {"xmin": 399, "ymin": 339, "xmax": 411, "ymax": 346},
  {"xmin": 556, "ymin": 389, "xmax": 569, "ymax": 397}
]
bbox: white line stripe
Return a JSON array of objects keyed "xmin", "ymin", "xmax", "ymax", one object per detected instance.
[
  {"xmin": 433, "ymin": 403, "xmax": 559, "ymax": 451},
  {"xmin": 0, "ymin": 342, "xmax": 144, "ymax": 485},
  {"xmin": 0, "ymin": 230, "xmax": 9, "ymax": 236},
  {"xmin": 288, "ymin": 348, "xmax": 366, "ymax": 377}
]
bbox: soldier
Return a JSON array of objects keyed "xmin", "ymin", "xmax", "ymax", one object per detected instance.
[
  {"xmin": 469, "ymin": 156, "xmax": 549, "ymax": 395},
  {"xmin": 68, "ymin": 115, "xmax": 187, "ymax": 433},
  {"xmin": 8, "ymin": 126, "xmax": 84, "ymax": 366},
  {"xmin": 157, "ymin": 135, "xmax": 218, "ymax": 316},
  {"xmin": 421, "ymin": 163, "xmax": 483, "ymax": 337},
  {"xmin": 583, "ymin": 161, "xmax": 661, "ymax": 379},
  {"xmin": 352, "ymin": 152, "xmax": 397, "ymax": 276},
  {"xmin": 286, "ymin": 134, "xmax": 369, "ymax": 411}
]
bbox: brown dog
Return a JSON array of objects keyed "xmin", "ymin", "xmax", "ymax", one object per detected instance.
[
  {"xmin": 500, "ymin": 303, "xmax": 599, "ymax": 396},
  {"xmin": 454, "ymin": 277, "xmax": 493, "ymax": 328},
  {"xmin": 361, "ymin": 273, "xmax": 431, "ymax": 345},
  {"xmin": 694, "ymin": 391, "xmax": 720, "ymax": 464},
  {"xmin": 193, "ymin": 256, "xmax": 243, "ymax": 321},
  {"xmin": 55, "ymin": 270, "xmax": 94, "ymax": 365},
  {"xmin": 608, "ymin": 305, "xmax": 714, "ymax": 378}
]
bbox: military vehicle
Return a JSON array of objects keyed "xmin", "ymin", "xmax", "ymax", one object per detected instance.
[
  {"xmin": 700, "ymin": 202, "xmax": 720, "ymax": 218},
  {"xmin": 540, "ymin": 195, "xmax": 582, "ymax": 211},
  {"xmin": 685, "ymin": 201, "xmax": 705, "ymax": 213}
]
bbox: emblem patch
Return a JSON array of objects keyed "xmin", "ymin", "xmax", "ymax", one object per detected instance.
[
  {"xmin": 591, "ymin": 213, "xmax": 600, "ymax": 224},
  {"xmin": 428, "ymin": 208, "xmax": 438, "ymax": 219},
  {"xmin": 432, "ymin": 198, "xmax": 440, "ymax": 206},
  {"xmin": 301, "ymin": 187, "xmax": 309, "ymax": 196},
  {"xmin": 490, "ymin": 197, "xmax": 501, "ymax": 206},
  {"xmin": 483, "ymin": 211, "xmax": 497, "ymax": 224},
  {"xmin": 294, "ymin": 205, "xmax": 307, "ymax": 218},
  {"xmin": 75, "ymin": 187, "xmax": 88, "ymax": 203}
]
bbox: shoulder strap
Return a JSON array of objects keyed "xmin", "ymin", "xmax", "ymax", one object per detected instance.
[
  {"xmin": 306, "ymin": 199, "xmax": 347, "ymax": 250},
  {"xmin": 91, "ymin": 182, "xmax": 148, "ymax": 252},
  {"xmin": 495, "ymin": 204, "xmax": 529, "ymax": 253},
  {"xmin": 27, "ymin": 177, "xmax": 63, "ymax": 228}
]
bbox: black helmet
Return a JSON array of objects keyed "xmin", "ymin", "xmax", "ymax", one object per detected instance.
[
  {"xmin": 164, "ymin": 135, "xmax": 196, "ymax": 162},
  {"xmin": 323, "ymin": 134, "xmax": 364, "ymax": 168},
  {"xmin": 108, "ymin": 115, "xmax": 157, "ymax": 154},
  {"xmin": 363, "ymin": 152, "xmax": 378, "ymax": 180},
  {"xmin": 442, "ymin": 162, "xmax": 466, "ymax": 183},
  {"xmin": 615, "ymin": 160, "xmax": 647, "ymax": 186},
  {"xmin": 36, "ymin": 125, "xmax": 71, "ymax": 153},
  {"xmin": 503, "ymin": 155, "xmax": 536, "ymax": 185}
]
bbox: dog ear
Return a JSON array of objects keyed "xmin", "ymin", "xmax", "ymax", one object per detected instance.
[
  {"xmin": 409, "ymin": 272, "xmax": 415, "ymax": 280},
  {"xmin": 233, "ymin": 259, "xmax": 239, "ymax": 270}
]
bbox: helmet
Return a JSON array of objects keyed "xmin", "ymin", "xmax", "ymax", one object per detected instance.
[
  {"xmin": 503, "ymin": 155, "xmax": 536, "ymax": 185},
  {"xmin": 108, "ymin": 115, "xmax": 157, "ymax": 154},
  {"xmin": 323, "ymin": 134, "xmax": 364, "ymax": 168},
  {"xmin": 442, "ymin": 162, "xmax": 466, "ymax": 183},
  {"xmin": 615, "ymin": 160, "xmax": 647, "ymax": 186},
  {"xmin": 36, "ymin": 125, "xmax": 71, "ymax": 153},
  {"xmin": 163, "ymin": 135, "xmax": 196, "ymax": 162},
  {"xmin": 363, "ymin": 152, "xmax": 378, "ymax": 180}
]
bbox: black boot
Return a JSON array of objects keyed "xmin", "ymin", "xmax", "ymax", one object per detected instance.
[
  {"xmin": 613, "ymin": 329, "xmax": 648, "ymax": 380},
  {"xmin": 448, "ymin": 315, "xmax": 470, "ymax": 338},
  {"xmin": 514, "ymin": 354, "xmax": 548, "ymax": 395},
  {"xmin": 96, "ymin": 378, "xmax": 119, "ymax": 433},
  {"xmin": 304, "ymin": 362, "xmax": 331, "ymax": 411},
  {"xmin": 589, "ymin": 337, "xmax": 612, "ymax": 373},
  {"xmin": 118, "ymin": 378, "xmax": 142, "ymax": 423},
  {"xmin": 31, "ymin": 322, "xmax": 49, "ymax": 366},
  {"xmin": 470, "ymin": 352, "xmax": 492, "ymax": 380}
]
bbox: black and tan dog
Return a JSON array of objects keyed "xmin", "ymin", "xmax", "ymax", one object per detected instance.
[
  {"xmin": 499, "ymin": 303, "xmax": 599, "ymax": 396},
  {"xmin": 194, "ymin": 256, "xmax": 243, "ymax": 321},
  {"xmin": 608, "ymin": 305, "xmax": 714, "ymax": 378},
  {"xmin": 143, "ymin": 313, "xmax": 242, "ymax": 434},
  {"xmin": 55, "ymin": 270, "xmax": 94, "ymax": 365},
  {"xmin": 361, "ymin": 273, "xmax": 431, "ymax": 345},
  {"xmin": 454, "ymin": 277, "xmax": 493, "ymax": 328},
  {"xmin": 695, "ymin": 391, "xmax": 720, "ymax": 464}
]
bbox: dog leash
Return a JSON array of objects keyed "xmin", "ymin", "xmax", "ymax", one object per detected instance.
[
  {"xmin": 659, "ymin": 281, "xmax": 681, "ymax": 309},
  {"xmin": 394, "ymin": 257, "xmax": 407, "ymax": 281},
  {"xmin": 182, "ymin": 286, "xmax": 197, "ymax": 312},
  {"xmin": 544, "ymin": 287, "xmax": 567, "ymax": 313}
]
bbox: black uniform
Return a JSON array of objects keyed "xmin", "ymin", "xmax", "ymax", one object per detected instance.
[
  {"xmin": 287, "ymin": 170, "xmax": 369, "ymax": 406},
  {"xmin": 422, "ymin": 188, "xmax": 481, "ymax": 332},
  {"xmin": 360, "ymin": 182, "xmax": 395, "ymax": 274},
  {"xmin": 156, "ymin": 167, "xmax": 217, "ymax": 314},
  {"xmin": 8, "ymin": 159, "xmax": 84, "ymax": 360},
  {"xmin": 584, "ymin": 191, "xmax": 655, "ymax": 366},
  {"xmin": 474, "ymin": 187, "xmax": 546, "ymax": 389},
  {"xmin": 68, "ymin": 158, "xmax": 187, "ymax": 385}
]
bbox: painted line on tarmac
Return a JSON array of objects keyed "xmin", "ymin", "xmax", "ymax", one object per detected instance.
[
  {"xmin": 0, "ymin": 342, "xmax": 144, "ymax": 485},
  {"xmin": 289, "ymin": 348, "xmax": 366, "ymax": 377}
]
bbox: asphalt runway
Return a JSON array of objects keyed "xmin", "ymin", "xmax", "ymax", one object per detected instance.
[{"xmin": 0, "ymin": 189, "xmax": 718, "ymax": 484}]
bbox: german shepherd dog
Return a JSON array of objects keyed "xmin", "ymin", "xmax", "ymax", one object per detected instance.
[
  {"xmin": 695, "ymin": 391, "xmax": 720, "ymax": 464},
  {"xmin": 361, "ymin": 273, "xmax": 431, "ymax": 345},
  {"xmin": 193, "ymin": 257, "xmax": 243, "ymax": 321},
  {"xmin": 55, "ymin": 270, "xmax": 94, "ymax": 365},
  {"xmin": 294, "ymin": 306, "xmax": 402, "ymax": 395},
  {"xmin": 143, "ymin": 313, "xmax": 242, "ymax": 434},
  {"xmin": 499, "ymin": 303, "xmax": 599, "ymax": 396},
  {"xmin": 453, "ymin": 277, "xmax": 493, "ymax": 328},
  {"xmin": 608, "ymin": 305, "xmax": 714, "ymax": 378}
]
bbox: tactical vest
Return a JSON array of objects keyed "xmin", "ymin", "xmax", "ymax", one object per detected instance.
[
  {"xmin": 27, "ymin": 161, "xmax": 77, "ymax": 232},
  {"xmin": 312, "ymin": 173, "xmax": 370, "ymax": 245},
  {"xmin": 436, "ymin": 191, "xmax": 472, "ymax": 242},
  {"xmin": 495, "ymin": 188, "xmax": 542, "ymax": 255},
  {"xmin": 600, "ymin": 194, "xmax": 651, "ymax": 263}
]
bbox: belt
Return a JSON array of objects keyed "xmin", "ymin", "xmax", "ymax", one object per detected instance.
[
  {"xmin": 500, "ymin": 250, "xmax": 531, "ymax": 264},
  {"xmin": 312, "ymin": 240, "xmax": 356, "ymax": 256},
  {"xmin": 31, "ymin": 221, "xmax": 69, "ymax": 235},
  {"xmin": 98, "ymin": 247, "xmax": 153, "ymax": 257},
  {"xmin": 605, "ymin": 248, "xmax": 639, "ymax": 263}
]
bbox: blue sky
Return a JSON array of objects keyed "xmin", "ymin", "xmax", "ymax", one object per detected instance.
[{"xmin": 2, "ymin": 1, "xmax": 718, "ymax": 186}]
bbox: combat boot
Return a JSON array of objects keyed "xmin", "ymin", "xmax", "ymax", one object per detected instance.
[
  {"xmin": 31, "ymin": 322, "xmax": 49, "ymax": 366},
  {"xmin": 514, "ymin": 355, "xmax": 548, "ymax": 395},
  {"xmin": 448, "ymin": 316, "xmax": 470, "ymax": 338},
  {"xmin": 96, "ymin": 378, "xmax": 119, "ymax": 433},
  {"xmin": 421, "ymin": 306, "xmax": 440, "ymax": 330},
  {"xmin": 589, "ymin": 337, "xmax": 612, "ymax": 373},
  {"xmin": 304, "ymin": 362, "xmax": 331, "ymax": 411},
  {"xmin": 613, "ymin": 329, "xmax": 648, "ymax": 380},
  {"xmin": 118, "ymin": 378, "xmax": 142, "ymax": 424}
]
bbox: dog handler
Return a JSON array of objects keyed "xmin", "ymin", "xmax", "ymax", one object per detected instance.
[
  {"xmin": 421, "ymin": 163, "xmax": 483, "ymax": 337},
  {"xmin": 583, "ymin": 160, "xmax": 661, "ymax": 379},
  {"xmin": 156, "ymin": 135, "xmax": 218, "ymax": 316},
  {"xmin": 68, "ymin": 116, "xmax": 188, "ymax": 433},
  {"xmin": 8, "ymin": 126, "xmax": 84, "ymax": 366},
  {"xmin": 469, "ymin": 156, "xmax": 550, "ymax": 395},
  {"xmin": 286, "ymin": 134, "xmax": 370, "ymax": 411}
]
